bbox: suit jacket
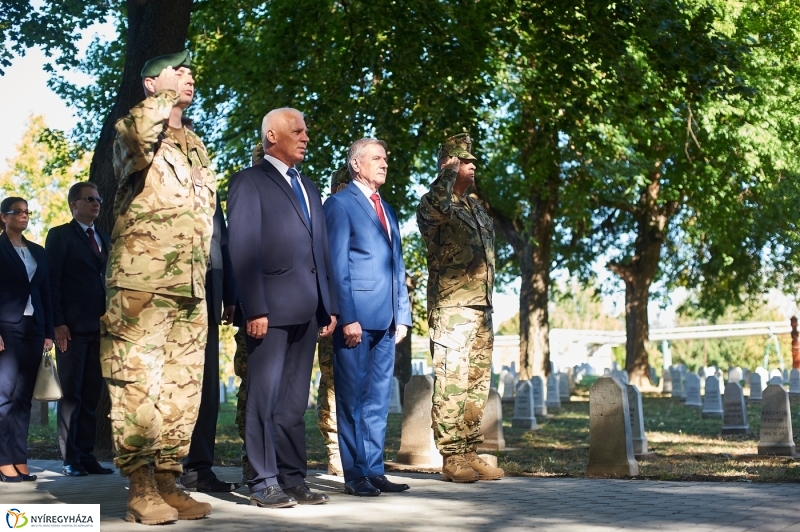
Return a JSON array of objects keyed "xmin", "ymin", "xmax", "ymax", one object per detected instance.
[
  {"xmin": 45, "ymin": 220, "xmax": 110, "ymax": 333},
  {"xmin": 227, "ymin": 158, "xmax": 338, "ymax": 327},
  {"xmin": 0, "ymin": 232, "xmax": 54, "ymax": 337},
  {"xmin": 208, "ymin": 196, "xmax": 237, "ymax": 325},
  {"xmin": 323, "ymin": 182, "xmax": 411, "ymax": 331}
]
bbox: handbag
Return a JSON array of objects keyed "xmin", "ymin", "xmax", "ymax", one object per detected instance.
[{"xmin": 33, "ymin": 349, "xmax": 62, "ymax": 402}]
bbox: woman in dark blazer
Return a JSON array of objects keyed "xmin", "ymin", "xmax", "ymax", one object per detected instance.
[{"xmin": 0, "ymin": 196, "xmax": 54, "ymax": 482}]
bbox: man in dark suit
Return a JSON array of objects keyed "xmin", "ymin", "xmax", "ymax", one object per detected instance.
[
  {"xmin": 323, "ymin": 138, "xmax": 412, "ymax": 496},
  {"xmin": 181, "ymin": 196, "xmax": 238, "ymax": 492},
  {"xmin": 227, "ymin": 107, "xmax": 338, "ymax": 508},
  {"xmin": 45, "ymin": 182, "xmax": 113, "ymax": 476}
]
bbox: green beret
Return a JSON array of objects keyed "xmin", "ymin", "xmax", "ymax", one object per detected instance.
[
  {"xmin": 438, "ymin": 132, "xmax": 477, "ymax": 161},
  {"xmin": 141, "ymin": 50, "xmax": 192, "ymax": 78}
]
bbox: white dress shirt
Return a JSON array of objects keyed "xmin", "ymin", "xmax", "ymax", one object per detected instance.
[
  {"xmin": 77, "ymin": 220, "xmax": 102, "ymax": 251},
  {"xmin": 353, "ymin": 180, "xmax": 391, "ymax": 241},
  {"xmin": 13, "ymin": 246, "xmax": 37, "ymax": 316},
  {"xmin": 264, "ymin": 153, "xmax": 311, "ymax": 220}
]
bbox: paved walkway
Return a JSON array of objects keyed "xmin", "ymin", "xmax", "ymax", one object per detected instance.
[{"xmin": 3, "ymin": 460, "xmax": 800, "ymax": 531}]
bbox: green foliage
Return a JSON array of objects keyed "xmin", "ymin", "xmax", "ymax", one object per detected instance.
[{"xmin": 401, "ymin": 232, "xmax": 429, "ymax": 335}]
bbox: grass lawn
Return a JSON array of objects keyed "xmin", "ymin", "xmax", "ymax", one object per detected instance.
[{"xmin": 26, "ymin": 380, "xmax": 800, "ymax": 482}]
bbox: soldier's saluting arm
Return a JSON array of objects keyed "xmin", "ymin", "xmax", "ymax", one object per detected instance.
[
  {"xmin": 112, "ymin": 90, "xmax": 180, "ymax": 184},
  {"xmin": 416, "ymin": 165, "xmax": 459, "ymax": 235}
]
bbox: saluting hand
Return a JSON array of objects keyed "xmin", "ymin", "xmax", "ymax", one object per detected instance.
[
  {"xmin": 441, "ymin": 155, "xmax": 461, "ymax": 173},
  {"xmin": 247, "ymin": 315, "xmax": 268, "ymax": 339},
  {"xmin": 153, "ymin": 66, "xmax": 181, "ymax": 94}
]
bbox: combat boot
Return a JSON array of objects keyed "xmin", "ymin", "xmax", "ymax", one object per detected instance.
[
  {"xmin": 327, "ymin": 448, "xmax": 343, "ymax": 476},
  {"xmin": 125, "ymin": 464, "xmax": 179, "ymax": 525},
  {"xmin": 464, "ymin": 452, "xmax": 505, "ymax": 480},
  {"xmin": 441, "ymin": 455, "xmax": 479, "ymax": 483},
  {"xmin": 154, "ymin": 470, "xmax": 212, "ymax": 520}
]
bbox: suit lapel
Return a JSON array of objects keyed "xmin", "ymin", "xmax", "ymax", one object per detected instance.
[
  {"xmin": 347, "ymin": 183, "xmax": 390, "ymax": 244},
  {"xmin": 1, "ymin": 233, "xmax": 30, "ymax": 283},
  {"xmin": 260, "ymin": 159, "xmax": 311, "ymax": 234}
]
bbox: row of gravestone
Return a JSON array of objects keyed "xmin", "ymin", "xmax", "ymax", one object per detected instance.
[
  {"xmin": 497, "ymin": 369, "xmax": 576, "ymax": 405},
  {"xmin": 669, "ymin": 368, "xmax": 800, "ymax": 408},
  {"xmin": 663, "ymin": 365, "xmax": 798, "ymax": 395}
]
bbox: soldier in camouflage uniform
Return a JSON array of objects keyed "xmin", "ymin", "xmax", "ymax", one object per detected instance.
[
  {"xmin": 102, "ymin": 50, "xmax": 214, "ymax": 524},
  {"xmin": 416, "ymin": 133, "xmax": 504, "ymax": 483}
]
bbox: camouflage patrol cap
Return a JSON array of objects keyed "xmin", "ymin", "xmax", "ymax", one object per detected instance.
[
  {"xmin": 438, "ymin": 132, "xmax": 477, "ymax": 161},
  {"xmin": 330, "ymin": 163, "xmax": 352, "ymax": 192},
  {"xmin": 141, "ymin": 50, "xmax": 192, "ymax": 78}
]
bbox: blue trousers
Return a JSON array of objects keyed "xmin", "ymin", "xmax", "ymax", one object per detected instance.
[{"xmin": 333, "ymin": 327, "xmax": 395, "ymax": 482}]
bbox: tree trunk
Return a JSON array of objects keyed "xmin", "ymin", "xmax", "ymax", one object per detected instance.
[
  {"xmin": 92, "ymin": 0, "xmax": 194, "ymax": 454},
  {"xmin": 393, "ymin": 274, "xmax": 416, "ymax": 406},
  {"xmin": 607, "ymin": 163, "xmax": 677, "ymax": 388}
]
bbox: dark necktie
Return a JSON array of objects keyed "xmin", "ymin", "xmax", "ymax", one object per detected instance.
[
  {"xmin": 287, "ymin": 168, "xmax": 311, "ymax": 227},
  {"xmin": 370, "ymin": 193, "xmax": 389, "ymax": 235},
  {"xmin": 86, "ymin": 227, "xmax": 101, "ymax": 253}
]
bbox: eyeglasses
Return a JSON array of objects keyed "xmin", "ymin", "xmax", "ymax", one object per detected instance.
[
  {"xmin": 79, "ymin": 196, "xmax": 103, "ymax": 204},
  {"xmin": 3, "ymin": 210, "xmax": 33, "ymax": 217}
]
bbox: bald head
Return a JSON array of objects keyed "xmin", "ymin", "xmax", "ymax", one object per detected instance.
[{"xmin": 261, "ymin": 108, "xmax": 309, "ymax": 166}]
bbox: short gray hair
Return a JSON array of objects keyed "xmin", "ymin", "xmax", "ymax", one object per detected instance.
[
  {"xmin": 261, "ymin": 108, "xmax": 304, "ymax": 146},
  {"xmin": 347, "ymin": 138, "xmax": 388, "ymax": 177}
]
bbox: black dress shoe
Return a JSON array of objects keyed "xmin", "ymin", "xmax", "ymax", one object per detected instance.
[
  {"xmin": 80, "ymin": 461, "xmax": 114, "ymax": 475},
  {"xmin": 62, "ymin": 464, "xmax": 88, "ymax": 477},
  {"xmin": 0, "ymin": 471, "xmax": 21, "ymax": 482},
  {"xmin": 250, "ymin": 485, "xmax": 297, "ymax": 508},
  {"xmin": 283, "ymin": 483, "xmax": 330, "ymax": 505},
  {"xmin": 368, "ymin": 474, "xmax": 409, "ymax": 492},
  {"xmin": 184, "ymin": 475, "xmax": 240, "ymax": 493},
  {"xmin": 13, "ymin": 466, "xmax": 36, "ymax": 481},
  {"xmin": 344, "ymin": 477, "xmax": 380, "ymax": 497}
]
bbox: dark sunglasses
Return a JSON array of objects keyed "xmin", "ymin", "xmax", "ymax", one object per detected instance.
[{"xmin": 78, "ymin": 196, "xmax": 104, "ymax": 204}]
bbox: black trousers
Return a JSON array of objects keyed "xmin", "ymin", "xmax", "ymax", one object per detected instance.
[
  {"xmin": 245, "ymin": 318, "xmax": 317, "ymax": 494},
  {"xmin": 0, "ymin": 317, "xmax": 43, "ymax": 465},
  {"xmin": 56, "ymin": 330, "xmax": 102, "ymax": 466},
  {"xmin": 182, "ymin": 291, "xmax": 220, "ymax": 483}
]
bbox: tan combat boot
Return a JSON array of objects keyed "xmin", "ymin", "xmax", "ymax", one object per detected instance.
[
  {"xmin": 464, "ymin": 452, "xmax": 505, "ymax": 480},
  {"xmin": 441, "ymin": 455, "xmax": 479, "ymax": 483},
  {"xmin": 154, "ymin": 471, "xmax": 212, "ymax": 520},
  {"xmin": 125, "ymin": 464, "xmax": 179, "ymax": 525},
  {"xmin": 327, "ymin": 447, "xmax": 343, "ymax": 476}
]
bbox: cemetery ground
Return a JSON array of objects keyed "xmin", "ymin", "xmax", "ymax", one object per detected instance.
[{"xmin": 25, "ymin": 378, "xmax": 800, "ymax": 482}]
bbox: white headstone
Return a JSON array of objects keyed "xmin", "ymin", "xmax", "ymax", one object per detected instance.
[
  {"xmin": 559, "ymin": 373, "xmax": 570, "ymax": 402},
  {"xmin": 501, "ymin": 371, "xmax": 516, "ymax": 403},
  {"xmin": 684, "ymin": 373, "xmax": 702, "ymax": 408},
  {"xmin": 701, "ymin": 376, "xmax": 724, "ymax": 418},
  {"xmin": 627, "ymin": 384, "xmax": 648, "ymax": 456},
  {"xmin": 478, "ymin": 388, "xmax": 506, "ymax": 451},
  {"xmin": 789, "ymin": 368, "xmax": 800, "ymax": 397},
  {"xmin": 531, "ymin": 376, "xmax": 547, "ymax": 417},
  {"xmin": 670, "ymin": 368, "xmax": 685, "ymax": 399},
  {"xmin": 728, "ymin": 367, "xmax": 743, "ymax": 383},
  {"xmin": 396, "ymin": 375, "xmax": 442, "ymax": 467},
  {"xmin": 586, "ymin": 377, "xmax": 639, "ymax": 477},
  {"xmin": 755, "ymin": 367, "xmax": 769, "ymax": 390},
  {"xmin": 219, "ymin": 382, "xmax": 227, "ymax": 404},
  {"xmin": 749, "ymin": 372, "xmax": 763, "ymax": 403},
  {"xmin": 661, "ymin": 369, "xmax": 673, "ymax": 395},
  {"xmin": 769, "ymin": 368, "xmax": 783, "ymax": 384},
  {"xmin": 758, "ymin": 384, "xmax": 795, "ymax": 456},
  {"xmin": 389, "ymin": 376, "xmax": 402, "ymax": 414},
  {"xmin": 497, "ymin": 369, "xmax": 509, "ymax": 400},
  {"xmin": 721, "ymin": 382, "xmax": 749, "ymax": 435},
  {"xmin": 512, "ymin": 380, "xmax": 537, "ymax": 430},
  {"xmin": 307, "ymin": 381, "xmax": 315, "ymax": 409},
  {"xmin": 603, "ymin": 368, "xmax": 611, "ymax": 377},
  {"xmin": 546, "ymin": 374, "xmax": 561, "ymax": 410}
]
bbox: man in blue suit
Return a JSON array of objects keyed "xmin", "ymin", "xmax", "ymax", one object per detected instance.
[
  {"xmin": 227, "ymin": 107, "xmax": 337, "ymax": 509},
  {"xmin": 323, "ymin": 138, "xmax": 412, "ymax": 497}
]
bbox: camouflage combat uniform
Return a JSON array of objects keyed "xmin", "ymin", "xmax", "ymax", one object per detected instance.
[
  {"xmin": 417, "ymin": 134, "xmax": 495, "ymax": 457},
  {"xmin": 101, "ymin": 89, "xmax": 216, "ymax": 476}
]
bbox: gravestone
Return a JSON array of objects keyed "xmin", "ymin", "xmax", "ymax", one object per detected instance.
[
  {"xmin": 769, "ymin": 375, "xmax": 784, "ymax": 386},
  {"xmin": 612, "ymin": 370, "xmax": 629, "ymax": 386},
  {"xmin": 497, "ymin": 369, "xmax": 509, "ymax": 400},
  {"xmin": 586, "ymin": 377, "xmax": 639, "ymax": 477},
  {"xmin": 478, "ymin": 388, "xmax": 506, "ymax": 451},
  {"xmin": 219, "ymin": 382, "xmax": 226, "ymax": 403},
  {"xmin": 626, "ymin": 384, "xmax": 650, "ymax": 458},
  {"xmin": 546, "ymin": 374, "xmax": 561, "ymax": 410},
  {"xmin": 650, "ymin": 367, "xmax": 657, "ymax": 385},
  {"xmin": 501, "ymin": 371, "xmax": 516, "ymax": 403},
  {"xmin": 661, "ymin": 369, "xmax": 673, "ymax": 395},
  {"xmin": 755, "ymin": 367, "xmax": 769, "ymax": 389},
  {"xmin": 389, "ymin": 376, "xmax": 402, "ymax": 414},
  {"xmin": 769, "ymin": 368, "xmax": 783, "ymax": 383},
  {"xmin": 396, "ymin": 375, "xmax": 442, "ymax": 467},
  {"xmin": 758, "ymin": 384, "xmax": 795, "ymax": 456},
  {"xmin": 742, "ymin": 368, "xmax": 750, "ymax": 387},
  {"xmin": 728, "ymin": 367, "xmax": 743, "ymax": 384},
  {"xmin": 531, "ymin": 376, "xmax": 548, "ymax": 417},
  {"xmin": 512, "ymin": 380, "xmax": 537, "ymax": 430},
  {"xmin": 749, "ymin": 372, "xmax": 763, "ymax": 403},
  {"xmin": 789, "ymin": 368, "xmax": 800, "ymax": 398},
  {"xmin": 721, "ymin": 382, "xmax": 749, "ymax": 435},
  {"xmin": 715, "ymin": 369, "xmax": 724, "ymax": 391},
  {"xmin": 684, "ymin": 373, "xmax": 702, "ymax": 408},
  {"xmin": 559, "ymin": 373, "xmax": 570, "ymax": 403},
  {"xmin": 670, "ymin": 368, "xmax": 685, "ymax": 400},
  {"xmin": 701, "ymin": 376, "xmax": 724, "ymax": 418},
  {"xmin": 307, "ymin": 381, "xmax": 315, "ymax": 409},
  {"xmin": 784, "ymin": 369, "xmax": 790, "ymax": 385}
]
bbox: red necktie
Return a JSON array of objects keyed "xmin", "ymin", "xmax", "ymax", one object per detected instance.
[
  {"xmin": 370, "ymin": 193, "xmax": 389, "ymax": 235},
  {"xmin": 86, "ymin": 227, "xmax": 101, "ymax": 253}
]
